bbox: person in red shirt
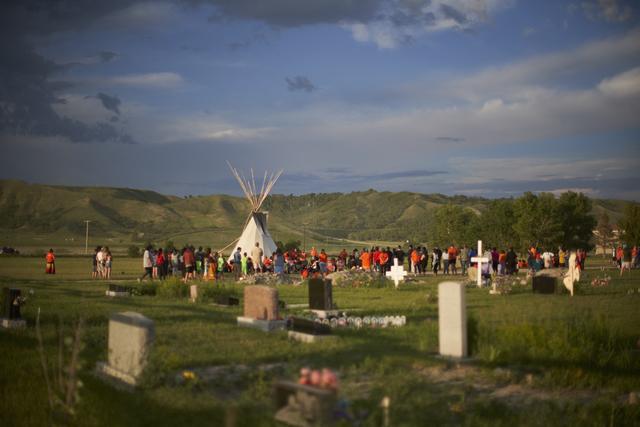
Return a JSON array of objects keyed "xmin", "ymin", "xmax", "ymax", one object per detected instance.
[
  {"xmin": 156, "ymin": 249, "xmax": 165, "ymax": 279},
  {"xmin": 378, "ymin": 250, "xmax": 389, "ymax": 276},
  {"xmin": 372, "ymin": 247, "xmax": 381, "ymax": 273},
  {"xmin": 183, "ymin": 247, "xmax": 195, "ymax": 282},
  {"xmin": 45, "ymin": 249, "xmax": 56, "ymax": 274}
]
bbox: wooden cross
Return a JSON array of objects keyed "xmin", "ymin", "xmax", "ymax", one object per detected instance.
[
  {"xmin": 470, "ymin": 240, "xmax": 490, "ymax": 288},
  {"xmin": 386, "ymin": 258, "xmax": 407, "ymax": 289}
]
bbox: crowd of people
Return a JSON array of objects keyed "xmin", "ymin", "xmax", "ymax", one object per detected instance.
[
  {"xmin": 92, "ymin": 246, "xmax": 113, "ymax": 279},
  {"xmin": 40, "ymin": 241, "xmax": 639, "ymax": 280},
  {"xmin": 135, "ymin": 242, "xmax": 613, "ymax": 282},
  {"xmin": 137, "ymin": 242, "xmax": 270, "ymax": 282},
  {"xmin": 614, "ymin": 244, "xmax": 639, "ymax": 276}
]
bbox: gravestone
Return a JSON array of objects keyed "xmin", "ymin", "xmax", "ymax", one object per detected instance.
[
  {"xmin": 467, "ymin": 266, "xmax": 477, "ymax": 282},
  {"xmin": 106, "ymin": 284, "xmax": 130, "ymax": 297},
  {"xmin": 308, "ymin": 279, "xmax": 338, "ymax": 319},
  {"xmin": 309, "ymin": 279, "xmax": 332, "ymax": 310},
  {"xmin": 190, "ymin": 285, "xmax": 198, "ymax": 303},
  {"xmin": 215, "ymin": 295, "xmax": 240, "ymax": 306},
  {"xmin": 532, "ymin": 276, "xmax": 556, "ymax": 294},
  {"xmin": 237, "ymin": 286, "xmax": 285, "ymax": 332},
  {"xmin": 274, "ymin": 381, "xmax": 337, "ymax": 426},
  {"xmin": 287, "ymin": 317, "xmax": 335, "ymax": 343},
  {"xmin": 438, "ymin": 282, "xmax": 467, "ymax": 358},
  {"xmin": 385, "ymin": 258, "xmax": 407, "ymax": 288},
  {"xmin": 470, "ymin": 240, "xmax": 490, "ymax": 288},
  {"xmin": 1, "ymin": 288, "xmax": 26, "ymax": 328},
  {"xmin": 96, "ymin": 311, "xmax": 155, "ymax": 386},
  {"xmin": 563, "ymin": 252, "xmax": 579, "ymax": 296}
]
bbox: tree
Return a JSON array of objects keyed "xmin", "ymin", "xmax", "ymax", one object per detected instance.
[
  {"xmin": 513, "ymin": 192, "xmax": 563, "ymax": 251},
  {"xmin": 595, "ymin": 212, "xmax": 614, "ymax": 255},
  {"xmin": 478, "ymin": 199, "xmax": 518, "ymax": 249},
  {"xmin": 619, "ymin": 203, "xmax": 640, "ymax": 246},
  {"xmin": 556, "ymin": 191, "xmax": 596, "ymax": 250},
  {"xmin": 283, "ymin": 240, "xmax": 302, "ymax": 251},
  {"xmin": 430, "ymin": 204, "xmax": 479, "ymax": 247},
  {"xmin": 127, "ymin": 245, "xmax": 140, "ymax": 257}
]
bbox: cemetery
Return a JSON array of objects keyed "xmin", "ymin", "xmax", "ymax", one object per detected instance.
[
  {"xmin": 0, "ymin": 254, "xmax": 639, "ymax": 426},
  {"xmin": 2, "ymin": 0, "xmax": 640, "ymax": 424}
]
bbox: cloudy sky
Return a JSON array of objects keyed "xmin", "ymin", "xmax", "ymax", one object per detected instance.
[{"xmin": 1, "ymin": 0, "xmax": 639, "ymax": 200}]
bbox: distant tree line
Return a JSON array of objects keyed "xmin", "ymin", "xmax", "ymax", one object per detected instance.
[{"xmin": 415, "ymin": 191, "xmax": 599, "ymax": 251}]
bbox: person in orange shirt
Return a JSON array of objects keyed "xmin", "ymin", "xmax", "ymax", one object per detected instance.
[
  {"xmin": 411, "ymin": 249, "xmax": 421, "ymax": 274},
  {"xmin": 45, "ymin": 248, "xmax": 56, "ymax": 274},
  {"xmin": 447, "ymin": 245, "xmax": 458, "ymax": 274},
  {"xmin": 498, "ymin": 250, "xmax": 507, "ymax": 275},
  {"xmin": 310, "ymin": 247, "xmax": 318, "ymax": 258},
  {"xmin": 378, "ymin": 250, "xmax": 389, "ymax": 275},
  {"xmin": 360, "ymin": 249, "xmax": 371, "ymax": 270}
]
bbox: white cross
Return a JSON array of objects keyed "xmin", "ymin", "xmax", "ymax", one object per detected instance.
[
  {"xmin": 386, "ymin": 258, "xmax": 408, "ymax": 289},
  {"xmin": 470, "ymin": 240, "xmax": 490, "ymax": 288}
]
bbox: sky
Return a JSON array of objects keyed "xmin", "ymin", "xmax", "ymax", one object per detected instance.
[{"xmin": 1, "ymin": 0, "xmax": 639, "ymax": 200}]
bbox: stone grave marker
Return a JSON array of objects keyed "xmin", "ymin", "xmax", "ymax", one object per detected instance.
[
  {"xmin": 563, "ymin": 252, "xmax": 579, "ymax": 296},
  {"xmin": 438, "ymin": 281, "xmax": 467, "ymax": 358},
  {"xmin": 215, "ymin": 295, "xmax": 240, "ymax": 306},
  {"xmin": 467, "ymin": 266, "xmax": 477, "ymax": 282},
  {"xmin": 96, "ymin": 311, "xmax": 155, "ymax": 386},
  {"xmin": 532, "ymin": 275, "xmax": 557, "ymax": 294},
  {"xmin": 274, "ymin": 380, "xmax": 337, "ymax": 426},
  {"xmin": 1, "ymin": 287, "xmax": 26, "ymax": 329},
  {"xmin": 470, "ymin": 240, "xmax": 490, "ymax": 288},
  {"xmin": 106, "ymin": 284, "xmax": 130, "ymax": 297},
  {"xmin": 237, "ymin": 285, "xmax": 286, "ymax": 332},
  {"xmin": 308, "ymin": 279, "xmax": 338, "ymax": 318},
  {"xmin": 287, "ymin": 317, "xmax": 335, "ymax": 343},
  {"xmin": 190, "ymin": 285, "xmax": 198, "ymax": 303},
  {"xmin": 386, "ymin": 258, "xmax": 407, "ymax": 288}
]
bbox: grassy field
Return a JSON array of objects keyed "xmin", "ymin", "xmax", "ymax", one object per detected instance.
[{"xmin": 0, "ymin": 257, "xmax": 639, "ymax": 426}]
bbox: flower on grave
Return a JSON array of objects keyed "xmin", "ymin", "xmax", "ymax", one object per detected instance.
[
  {"xmin": 13, "ymin": 296, "xmax": 27, "ymax": 306},
  {"xmin": 298, "ymin": 367, "xmax": 339, "ymax": 391},
  {"xmin": 182, "ymin": 370, "xmax": 197, "ymax": 380}
]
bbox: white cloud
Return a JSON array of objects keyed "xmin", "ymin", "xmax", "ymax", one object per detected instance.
[
  {"xmin": 105, "ymin": 72, "xmax": 185, "ymax": 88},
  {"xmin": 598, "ymin": 67, "xmax": 640, "ymax": 97},
  {"xmin": 100, "ymin": 1, "xmax": 177, "ymax": 29},
  {"xmin": 343, "ymin": 0, "xmax": 512, "ymax": 49},
  {"xmin": 52, "ymin": 94, "xmax": 114, "ymax": 123},
  {"xmin": 581, "ymin": 0, "xmax": 633, "ymax": 23}
]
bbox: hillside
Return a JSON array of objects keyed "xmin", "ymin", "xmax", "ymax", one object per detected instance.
[{"xmin": 0, "ymin": 180, "xmax": 635, "ymax": 254}]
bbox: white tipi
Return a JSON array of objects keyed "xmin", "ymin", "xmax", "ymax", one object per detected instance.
[{"xmin": 228, "ymin": 162, "xmax": 283, "ymax": 259}]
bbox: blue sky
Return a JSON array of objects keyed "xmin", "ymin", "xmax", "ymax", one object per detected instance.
[{"xmin": 1, "ymin": 0, "xmax": 639, "ymax": 200}]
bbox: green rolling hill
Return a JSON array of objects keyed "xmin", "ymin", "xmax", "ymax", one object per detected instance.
[{"xmin": 0, "ymin": 180, "xmax": 635, "ymax": 255}]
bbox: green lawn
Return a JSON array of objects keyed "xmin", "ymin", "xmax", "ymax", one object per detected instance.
[{"xmin": 1, "ymin": 258, "xmax": 639, "ymax": 426}]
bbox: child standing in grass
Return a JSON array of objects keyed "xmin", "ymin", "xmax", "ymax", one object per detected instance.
[
  {"xmin": 105, "ymin": 248, "xmax": 112, "ymax": 279},
  {"xmin": 241, "ymin": 252, "xmax": 248, "ymax": 276}
]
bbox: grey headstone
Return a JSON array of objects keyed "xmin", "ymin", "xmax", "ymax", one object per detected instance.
[
  {"xmin": 308, "ymin": 279, "xmax": 332, "ymax": 311},
  {"xmin": 97, "ymin": 311, "xmax": 155, "ymax": 386},
  {"xmin": 2, "ymin": 288, "xmax": 22, "ymax": 320},
  {"xmin": 438, "ymin": 281, "xmax": 467, "ymax": 358},
  {"xmin": 532, "ymin": 276, "xmax": 557, "ymax": 294}
]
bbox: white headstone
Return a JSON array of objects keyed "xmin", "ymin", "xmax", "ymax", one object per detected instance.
[
  {"xmin": 97, "ymin": 311, "xmax": 155, "ymax": 385},
  {"xmin": 386, "ymin": 258, "xmax": 408, "ymax": 288},
  {"xmin": 438, "ymin": 281, "xmax": 467, "ymax": 358},
  {"xmin": 470, "ymin": 240, "xmax": 490, "ymax": 288},
  {"xmin": 563, "ymin": 252, "xmax": 580, "ymax": 296}
]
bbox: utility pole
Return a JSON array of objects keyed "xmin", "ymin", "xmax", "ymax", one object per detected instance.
[{"xmin": 84, "ymin": 220, "xmax": 91, "ymax": 254}]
